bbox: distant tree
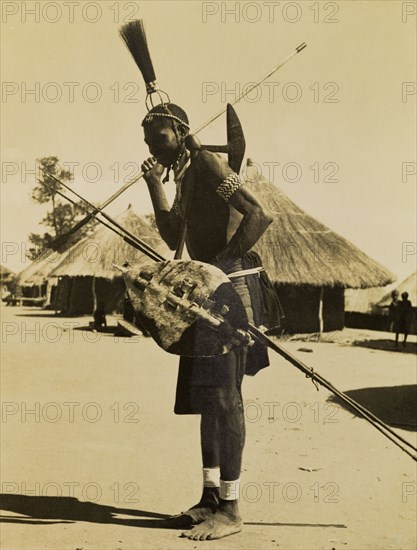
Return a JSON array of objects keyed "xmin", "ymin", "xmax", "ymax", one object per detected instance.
[
  {"xmin": 31, "ymin": 156, "xmax": 72, "ymax": 232},
  {"xmin": 27, "ymin": 156, "xmax": 92, "ymax": 259}
]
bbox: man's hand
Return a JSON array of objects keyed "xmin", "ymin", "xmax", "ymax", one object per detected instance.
[
  {"xmin": 141, "ymin": 157, "xmax": 165, "ymax": 184},
  {"xmin": 139, "ymin": 156, "xmax": 181, "ymax": 250},
  {"xmin": 213, "ymin": 186, "xmax": 273, "ymax": 269}
]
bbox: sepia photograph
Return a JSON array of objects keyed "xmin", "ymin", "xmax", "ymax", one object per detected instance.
[{"xmin": 1, "ymin": 1, "xmax": 416, "ymax": 549}]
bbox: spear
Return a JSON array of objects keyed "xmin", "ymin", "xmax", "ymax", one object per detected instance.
[
  {"xmin": 193, "ymin": 42, "xmax": 306, "ymax": 134},
  {"xmin": 42, "ymin": 172, "xmax": 417, "ymax": 463},
  {"xmin": 36, "ymin": 170, "xmax": 165, "ymax": 263},
  {"xmin": 38, "ymin": 179, "xmax": 164, "ymax": 262},
  {"xmin": 37, "ymin": 39, "xmax": 306, "ymax": 260}
]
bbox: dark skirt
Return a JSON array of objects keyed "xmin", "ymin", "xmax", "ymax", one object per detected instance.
[{"xmin": 174, "ymin": 259, "xmax": 270, "ymax": 415}]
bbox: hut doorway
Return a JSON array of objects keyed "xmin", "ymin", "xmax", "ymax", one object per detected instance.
[{"xmin": 275, "ymin": 284, "xmax": 344, "ymax": 334}]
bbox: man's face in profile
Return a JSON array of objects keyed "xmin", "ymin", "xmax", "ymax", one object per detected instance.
[{"xmin": 143, "ymin": 120, "xmax": 180, "ymax": 168}]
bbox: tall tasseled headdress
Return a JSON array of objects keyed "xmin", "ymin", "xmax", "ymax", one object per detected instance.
[{"xmin": 119, "ymin": 19, "xmax": 189, "ymax": 129}]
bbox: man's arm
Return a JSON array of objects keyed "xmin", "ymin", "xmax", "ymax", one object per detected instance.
[
  {"xmin": 142, "ymin": 158, "xmax": 181, "ymax": 250},
  {"xmin": 214, "ymin": 185, "xmax": 273, "ymax": 271},
  {"xmin": 192, "ymin": 149, "xmax": 273, "ymax": 270}
]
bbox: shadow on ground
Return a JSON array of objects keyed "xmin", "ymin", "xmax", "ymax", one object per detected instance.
[
  {"xmin": 0, "ymin": 494, "xmax": 169, "ymax": 527},
  {"xmin": 72, "ymin": 325, "xmax": 118, "ymax": 334},
  {"xmin": 14, "ymin": 312, "xmax": 73, "ymax": 318},
  {"xmin": 0, "ymin": 494, "xmax": 346, "ymax": 530},
  {"xmin": 352, "ymin": 338, "xmax": 417, "ymax": 354},
  {"xmin": 329, "ymin": 384, "xmax": 417, "ymax": 430}
]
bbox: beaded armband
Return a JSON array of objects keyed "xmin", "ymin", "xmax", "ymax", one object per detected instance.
[{"xmin": 216, "ymin": 173, "xmax": 243, "ymax": 203}]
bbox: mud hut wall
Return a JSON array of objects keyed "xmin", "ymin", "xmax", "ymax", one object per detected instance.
[
  {"xmin": 68, "ymin": 277, "xmax": 95, "ymax": 315},
  {"xmin": 274, "ymin": 284, "xmax": 345, "ymax": 333},
  {"xmin": 346, "ymin": 306, "xmax": 417, "ymax": 334},
  {"xmin": 275, "ymin": 284, "xmax": 321, "ymax": 333},
  {"xmin": 67, "ymin": 276, "xmax": 126, "ymax": 315},
  {"xmin": 47, "ymin": 284, "xmax": 58, "ymax": 310},
  {"xmin": 20, "ymin": 283, "xmax": 46, "ymax": 298},
  {"xmin": 95, "ymin": 277, "xmax": 125, "ymax": 314},
  {"xmin": 323, "ymin": 286, "xmax": 345, "ymax": 331},
  {"xmin": 55, "ymin": 277, "xmax": 73, "ymax": 313},
  {"xmin": 345, "ymin": 311, "xmax": 390, "ymax": 331}
]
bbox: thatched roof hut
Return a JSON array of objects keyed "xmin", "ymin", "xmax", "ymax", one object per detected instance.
[
  {"xmin": 344, "ymin": 286, "xmax": 388, "ymax": 314},
  {"xmin": 1, "ymin": 264, "xmax": 15, "ymax": 284},
  {"xmin": 376, "ymin": 271, "xmax": 416, "ymax": 309},
  {"xmin": 372, "ymin": 271, "xmax": 417, "ymax": 334},
  {"xmin": 244, "ymin": 166, "xmax": 395, "ymax": 333},
  {"xmin": 50, "ymin": 206, "xmax": 170, "ymax": 314},
  {"xmin": 17, "ymin": 249, "xmax": 71, "ymax": 286},
  {"xmin": 51, "ymin": 205, "xmax": 169, "ymax": 278},
  {"xmin": 247, "ymin": 173, "xmax": 395, "ymax": 289},
  {"xmin": 15, "ymin": 249, "xmax": 73, "ymax": 304}
]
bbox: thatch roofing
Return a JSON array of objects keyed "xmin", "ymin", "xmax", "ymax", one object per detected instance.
[
  {"xmin": 376, "ymin": 271, "xmax": 416, "ymax": 308},
  {"xmin": 1, "ymin": 264, "xmax": 15, "ymax": 283},
  {"xmin": 50, "ymin": 206, "xmax": 170, "ymax": 279},
  {"xmin": 344, "ymin": 287, "xmax": 388, "ymax": 313},
  {"xmin": 16, "ymin": 250, "xmax": 72, "ymax": 285},
  {"xmin": 16, "ymin": 175, "xmax": 395, "ymax": 290},
  {"xmin": 246, "ymin": 172, "xmax": 395, "ymax": 289}
]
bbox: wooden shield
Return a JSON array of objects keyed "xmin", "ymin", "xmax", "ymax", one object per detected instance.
[{"xmin": 121, "ymin": 260, "xmax": 249, "ymax": 357}]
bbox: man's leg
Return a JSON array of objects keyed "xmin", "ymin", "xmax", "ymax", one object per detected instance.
[
  {"xmin": 180, "ymin": 414, "xmax": 222, "ymax": 515},
  {"xmin": 183, "ymin": 357, "xmax": 245, "ymax": 540},
  {"xmin": 164, "ymin": 406, "xmax": 221, "ymax": 527}
]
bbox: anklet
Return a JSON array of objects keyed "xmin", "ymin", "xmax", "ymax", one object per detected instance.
[
  {"xmin": 220, "ymin": 479, "xmax": 240, "ymax": 500},
  {"xmin": 203, "ymin": 467, "xmax": 220, "ymax": 488}
]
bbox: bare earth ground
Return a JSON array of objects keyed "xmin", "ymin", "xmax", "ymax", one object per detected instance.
[{"xmin": 1, "ymin": 305, "xmax": 416, "ymax": 550}]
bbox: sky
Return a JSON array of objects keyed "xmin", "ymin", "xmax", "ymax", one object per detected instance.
[{"xmin": 1, "ymin": 0, "xmax": 416, "ymax": 283}]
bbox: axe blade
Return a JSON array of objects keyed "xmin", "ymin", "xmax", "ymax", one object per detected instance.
[
  {"xmin": 226, "ymin": 103, "xmax": 246, "ymax": 173},
  {"xmin": 199, "ymin": 104, "xmax": 246, "ymax": 173}
]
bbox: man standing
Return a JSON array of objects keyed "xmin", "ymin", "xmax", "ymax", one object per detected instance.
[
  {"xmin": 140, "ymin": 102, "xmax": 273, "ymax": 540},
  {"xmin": 388, "ymin": 290, "xmax": 400, "ymax": 348},
  {"xmin": 398, "ymin": 292, "xmax": 412, "ymax": 349}
]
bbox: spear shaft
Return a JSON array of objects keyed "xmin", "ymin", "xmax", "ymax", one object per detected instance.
[
  {"xmin": 40, "ymin": 181, "xmax": 159, "ymax": 260},
  {"xmin": 39, "ymin": 175, "xmax": 417, "ymax": 462},
  {"xmin": 39, "ymin": 43, "xmax": 307, "ymax": 256},
  {"xmin": 37, "ymin": 170, "xmax": 164, "ymax": 263},
  {"xmin": 193, "ymin": 42, "xmax": 306, "ymax": 135}
]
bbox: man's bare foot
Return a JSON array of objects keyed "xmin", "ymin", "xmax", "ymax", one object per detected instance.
[
  {"xmin": 162, "ymin": 487, "xmax": 219, "ymax": 529},
  {"xmin": 181, "ymin": 500, "xmax": 242, "ymax": 540}
]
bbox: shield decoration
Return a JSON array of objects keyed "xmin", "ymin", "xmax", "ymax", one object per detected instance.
[{"xmin": 121, "ymin": 260, "xmax": 248, "ymax": 357}]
